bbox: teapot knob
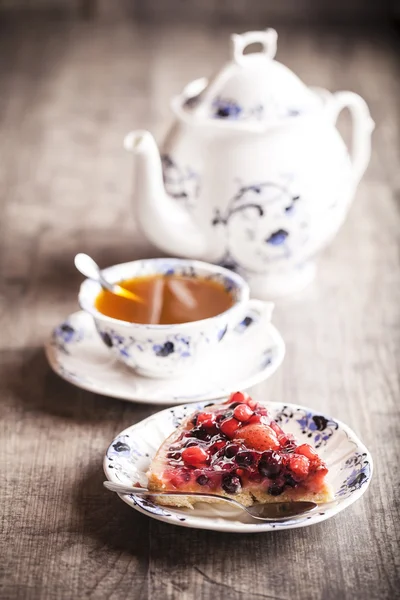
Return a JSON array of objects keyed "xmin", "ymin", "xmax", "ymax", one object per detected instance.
[{"xmin": 231, "ymin": 29, "xmax": 278, "ymax": 65}]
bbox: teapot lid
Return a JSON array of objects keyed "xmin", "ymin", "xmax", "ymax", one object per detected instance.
[{"xmin": 178, "ymin": 29, "xmax": 321, "ymax": 124}]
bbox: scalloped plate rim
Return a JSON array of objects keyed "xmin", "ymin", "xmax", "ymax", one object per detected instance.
[
  {"xmin": 45, "ymin": 310, "xmax": 285, "ymax": 404},
  {"xmin": 103, "ymin": 399, "xmax": 373, "ymax": 533}
]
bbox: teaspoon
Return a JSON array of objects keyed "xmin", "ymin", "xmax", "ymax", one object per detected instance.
[
  {"xmin": 74, "ymin": 253, "xmax": 143, "ymax": 303},
  {"xmin": 103, "ymin": 480, "xmax": 319, "ymax": 522}
]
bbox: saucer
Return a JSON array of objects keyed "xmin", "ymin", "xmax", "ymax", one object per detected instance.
[
  {"xmin": 45, "ymin": 309, "xmax": 285, "ymax": 404},
  {"xmin": 103, "ymin": 399, "xmax": 373, "ymax": 532}
]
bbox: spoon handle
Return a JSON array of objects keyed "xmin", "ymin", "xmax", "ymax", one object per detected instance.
[
  {"xmin": 74, "ymin": 253, "xmax": 143, "ymax": 303},
  {"xmin": 104, "ymin": 480, "xmax": 230, "ymax": 500},
  {"xmin": 103, "ymin": 481, "xmax": 320, "ymax": 521}
]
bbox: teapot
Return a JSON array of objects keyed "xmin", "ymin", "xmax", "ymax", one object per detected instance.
[{"xmin": 125, "ymin": 29, "xmax": 374, "ymax": 298}]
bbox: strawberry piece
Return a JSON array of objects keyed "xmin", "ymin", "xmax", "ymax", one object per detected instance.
[
  {"xmin": 181, "ymin": 446, "xmax": 209, "ymax": 467},
  {"xmin": 196, "ymin": 412, "xmax": 216, "ymax": 428},
  {"xmin": 306, "ymin": 465, "xmax": 328, "ymax": 491},
  {"xmin": 247, "ymin": 398, "xmax": 258, "ymax": 410},
  {"xmin": 248, "ymin": 414, "xmax": 262, "ymax": 425},
  {"xmin": 233, "ymin": 404, "xmax": 253, "ymax": 422},
  {"xmin": 288, "ymin": 455, "xmax": 310, "ymax": 480},
  {"xmin": 220, "ymin": 417, "xmax": 239, "ymax": 438},
  {"xmin": 234, "ymin": 423, "xmax": 279, "ymax": 451},
  {"xmin": 228, "ymin": 391, "xmax": 248, "ymax": 405},
  {"xmin": 269, "ymin": 420, "xmax": 285, "ymax": 437},
  {"xmin": 296, "ymin": 444, "xmax": 319, "ymax": 461}
]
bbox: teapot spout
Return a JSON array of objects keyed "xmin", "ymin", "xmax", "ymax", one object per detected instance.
[{"xmin": 124, "ymin": 130, "xmax": 207, "ymax": 257}]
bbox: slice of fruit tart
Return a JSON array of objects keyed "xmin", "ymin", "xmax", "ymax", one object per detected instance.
[{"xmin": 147, "ymin": 392, "xmax": 333, "ymax": 508}]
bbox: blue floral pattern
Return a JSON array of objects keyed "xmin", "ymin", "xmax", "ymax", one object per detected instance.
[
  {"xmin": 211, "ymin": 178, "xmax": 309, "ymax": 275},
  {"xmin": 104, "ymin": 400, "xmax": 373, "ymax": 532},
  {"xmin": 337, "ymin": 452, "xmax": 371, "ymax": 498},
  {"xmin": 161, "ymin": 154, "xmax": 200, "ymax": 210},
  {"xmin": 46, "ymin": 306, "xmax": 284, "ymax": 404},
  {"xmin": 211, "ymin": 97, "xmax": 306, "ymax": 122},
  {"xmin": 274, "ymin": 406, "xmax": 339, "ymax": 448},
  {"xmin": 51, "ymin": 321, "xmax": 83, "ymax": 355}
]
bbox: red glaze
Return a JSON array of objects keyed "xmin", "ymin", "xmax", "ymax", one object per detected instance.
[{"xmin": 159, "ymin": 395, "xmax": 329, "ymax": 498}]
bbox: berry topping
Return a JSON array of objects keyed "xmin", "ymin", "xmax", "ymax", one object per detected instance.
[
  {"xmin": 288, "ymin": 455, "xmax": 310, "ymax": 480},
  {"xmin": 233, "ymin": 403, "xmax": 253, "ymax": 422},
  {"xmin": 196, "ymin": 412, "xmax": 216, "ymax": 428},
  {"xmin": 221, "ymin": 473, "xmax": 242, "ymax": 495},
  {"xmin": 224, "ymin": 443, "xmax": 241, "ymax": 458},
  {"xmin": 280, "ymin": 437, "xmax": 297, "ymax": 453},
  {"xmin": 258, "ymin": 450, "xmax": 282, "ymax": 478},
  {"xmin": 190, "ymin": 426, "xmax": 212, "ymax": 442},
  {"xmin": 196, "ymin": 474, "xmax": 210, "ymax": 486},
  {"xmin": 181, "ymin": 446, "xmax": 209, "ymax": 467},
  {"xmin": 235, "ymin": 451, "xmax": 254, "ymax": 467},
  {"xmin": 285, "ymin": 474, "xmax": 297, "ymax": 487},
  {"xmin": 167, "ymin": 451, "xmax": 182, "ymax": 460},
  {"xmin": 235, "ymin": 423, "xmax": 279, "ymax": 452},
  {"xmin": 155, "ymin": 392, "xmax": 330, "ymax": 505},
  {"xmin": 268, "ymin": 484, "xmax": 284, "ymax": 496},
  {"xmin": 228, "ymin": 391, "xmax": 248, "ymax": 405},
  {"xmin": 184, "ymin": 440, "xmax": 199, "ymax": 448},
  {"xmin": 296, "ymin": 444, "xmax": 319, "ymax": 460},
  {"xmin": 247, "ymin": 414, "xmax": 262, "ymax": 425},
  {"xmin": 209, "ymin": 440, "xmax": 226, "ymax": 454},
  {"xmin": 220, "ymin": 417, "xmax": 239, "ymax": 438},
  {"xmin": 269, "ymin": 420, "xmax": 284, "ymax": 437}
]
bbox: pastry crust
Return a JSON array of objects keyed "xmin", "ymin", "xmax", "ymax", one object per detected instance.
[{"xmin": 148, "ymin": 472, "xmax": 333, "ymax": 509}]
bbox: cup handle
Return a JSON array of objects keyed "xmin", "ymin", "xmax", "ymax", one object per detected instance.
[
  {"xmin": 328, "ymin": 91, "xmax": 375, "ymax": 186},
  {"xmin": 245, "ymin": 299, "xmax": 275, "ymax": 322}
]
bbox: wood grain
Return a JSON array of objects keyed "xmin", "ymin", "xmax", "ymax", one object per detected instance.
[{"xmin": 0, "ymin": 15, "xmax": 399, "ymax": 600}]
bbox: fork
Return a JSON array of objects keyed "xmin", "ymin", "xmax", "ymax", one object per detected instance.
[{"xmin": 103, "ymin": 480, "xmax": 320, "ymax": 521}]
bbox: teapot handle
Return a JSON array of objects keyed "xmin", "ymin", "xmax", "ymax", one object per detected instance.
[
  {"xmin": 231, "ymin": 29, "xmax": 278, "ymax": 65},
  {"xmin": 329, "ymin": 91, "xmax": 374, "ymax": 186}
]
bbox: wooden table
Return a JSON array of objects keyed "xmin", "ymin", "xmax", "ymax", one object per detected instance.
[{"xmin": 1, "ymin": 15, "xmax": 399, "ymax": 600}]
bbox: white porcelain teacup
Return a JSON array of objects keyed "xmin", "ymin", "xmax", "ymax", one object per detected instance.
[{"xmin": 78, "ymin": 258, "xmax": 273, "ymax": 378}]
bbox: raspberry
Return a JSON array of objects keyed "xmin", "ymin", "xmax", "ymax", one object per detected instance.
[{"xmin": 233, "ymin": 404, "xmax": 253, "ymax": 422}]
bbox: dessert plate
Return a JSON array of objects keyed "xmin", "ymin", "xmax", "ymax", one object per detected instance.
[
  {"xmin": 45, "ymin": 309, "xmax": 285, "ymax": 404},
  {"xmin": 103, "ymin": 400, "xmax": 373, "ymax": 532}
]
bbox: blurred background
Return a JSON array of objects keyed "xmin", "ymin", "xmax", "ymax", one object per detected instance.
[
  {"xmin": 0, "ymin": 0, "xmax": 400, "ymax": 23},
  {"xmin": 0, "ymin": 0, "xmax": 399, "ymax": 312}
]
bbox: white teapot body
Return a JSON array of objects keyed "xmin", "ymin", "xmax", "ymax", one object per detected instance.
[{"xmin": 126, "ymin": 31, "xmax": 374, "ymax": 298}]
